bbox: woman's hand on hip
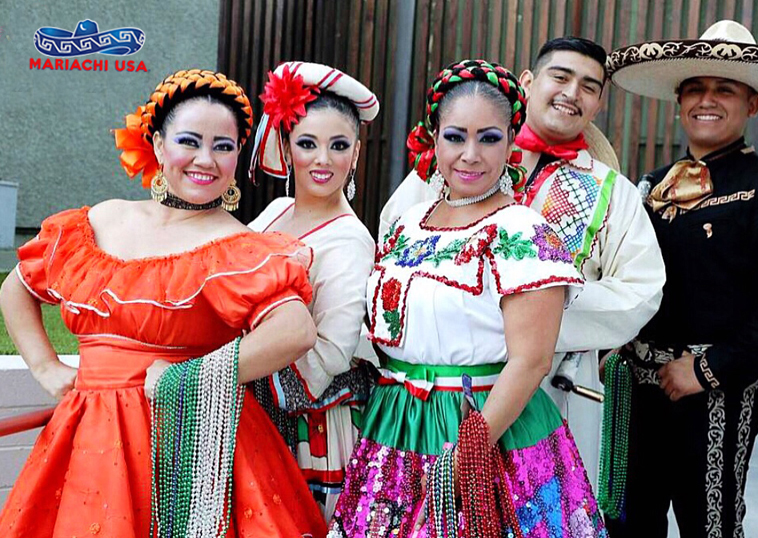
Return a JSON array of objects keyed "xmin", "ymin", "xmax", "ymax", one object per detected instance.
[
  {"xmin": 144, "ymin": 359, "xmax": 172, "ymax": 400},
  {"xmin": 31, "ymin": 360, "xmax": 77, "ymax": 401}
]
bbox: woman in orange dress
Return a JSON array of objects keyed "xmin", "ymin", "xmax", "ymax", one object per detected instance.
[{"xmin": 0, "ymin": 69, "xmax": 327, "ymax": 538}]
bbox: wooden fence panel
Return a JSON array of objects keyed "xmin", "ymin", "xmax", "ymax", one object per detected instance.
[{"xmin": 219, "ymin": 0, "xmax": 758, "ymax": 234}]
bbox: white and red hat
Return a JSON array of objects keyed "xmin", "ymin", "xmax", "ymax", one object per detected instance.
[{"xmin": 250, "ymin": 61, "xmax": 380, "ymax": 179}]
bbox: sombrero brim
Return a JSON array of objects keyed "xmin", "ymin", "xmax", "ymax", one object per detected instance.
[
  {"xmin": 608, "ymin": 39, "xmax": 758, "ymax": 101},
  {"xmin": 583, "ymin": 122, "xmax": 620, "ymax": 171}
]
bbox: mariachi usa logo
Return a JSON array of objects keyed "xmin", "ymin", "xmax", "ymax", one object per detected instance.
[
  {"xmin": 30, "ymin": 20, "xmax": 147, "ymax": 72},
  {"xmin": 34, "ymin": 19, "xmax": 144, "ymax": 57}
]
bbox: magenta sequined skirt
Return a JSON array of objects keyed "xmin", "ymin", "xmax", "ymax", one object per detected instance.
[{"xmin": 327, "ymin": 424, "xmax": 607, "ymax": 538}]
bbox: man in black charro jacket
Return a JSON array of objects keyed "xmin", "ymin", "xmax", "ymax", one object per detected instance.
[{"xmin": 607, "ymin": 20, "xmax": 758, "ymax": 538}]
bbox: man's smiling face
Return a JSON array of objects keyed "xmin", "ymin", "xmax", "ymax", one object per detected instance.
[
  {"xmin": 520, "ymin": 50, "xmax": 605, "ymax": 145},
  {"xmin": 677, "ymin": 76, "xmax": 758, "ymax": 158}
]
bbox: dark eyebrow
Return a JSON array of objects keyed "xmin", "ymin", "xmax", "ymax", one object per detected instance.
[
  {"xmin": 294, "ymin": 133, "xmax": 352, "ymax": 141},
  {"xmin": 213, "ymin": 136, "xmax": 235, "ymax": 143},
  {"xmin": 547, "ymin": 66, "xmax": 603, "ymax": 89},
  {"xmin": 175, "ymin": 131, "xmax": 201, "ymax": 137},
  {"xmin": 445, "ymin": 126, "xmax": 503, "ymax": 133}
]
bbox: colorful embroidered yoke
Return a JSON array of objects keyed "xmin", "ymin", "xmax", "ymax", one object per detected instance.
[
  {"xmin": 527, "ymin": 149, "xmax": 617, "ymax": 271},
  {"xmin": 368, "ymin": 200, "xmax": 582, "ymax": 350}
]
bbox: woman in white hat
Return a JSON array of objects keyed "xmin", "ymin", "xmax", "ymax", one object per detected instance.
[
  {"xmin": 606, "ymin": 20, "xmax": 758, "ymax": 538},
  {"xmin": 248, "ymin": 61, "xmax": 379, "ymax": 521}
]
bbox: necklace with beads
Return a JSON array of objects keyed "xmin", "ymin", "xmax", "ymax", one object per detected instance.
[
  {"xmin": 444, "ymin": 180, "xmax": 500, "ymax": 207},
  {"xmin": 160, "ymin": 192, "xmax": 223, "ymax": 210},
  {"xmin": 597, "ymin": 352, "xmax": 632, "ymax": 519}
]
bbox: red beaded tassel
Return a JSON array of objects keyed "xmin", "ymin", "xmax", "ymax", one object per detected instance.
[{"xmin": 458, "ymin": 411, "xmax": 523, "ymax": 538}]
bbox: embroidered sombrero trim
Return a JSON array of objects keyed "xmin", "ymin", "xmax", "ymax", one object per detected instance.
[{"xmin": 607, "ymin": 40, "xmax": 758, "ymax": 75}]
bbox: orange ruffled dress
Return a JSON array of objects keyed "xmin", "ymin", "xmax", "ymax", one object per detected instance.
[{"xmin": 0, "ymin": 207, "xmax": 327, "ymax": 538}]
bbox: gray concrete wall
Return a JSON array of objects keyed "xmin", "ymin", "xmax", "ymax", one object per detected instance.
[
  {"xmin": 0, "ymin": 365, "xmax": 59, "ymax": 509},
  {"xmin": 0, "ymin": 0, "xmax": 220, "ymax": 228}
]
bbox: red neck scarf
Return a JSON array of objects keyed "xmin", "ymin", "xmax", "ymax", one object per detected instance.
[{"xmin": 515, "ymin": 124, "xmax": 589, "ymax": 161}]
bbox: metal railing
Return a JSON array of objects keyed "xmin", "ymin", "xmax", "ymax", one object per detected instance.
[{"xmin": 0, "ymin": 407, "xmax": 55, "ymax": 437}]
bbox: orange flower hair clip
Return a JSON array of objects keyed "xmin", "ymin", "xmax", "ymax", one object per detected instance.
[{"xmin": 114, "ymin": 105, "xmax": 159, "ymax": 188}]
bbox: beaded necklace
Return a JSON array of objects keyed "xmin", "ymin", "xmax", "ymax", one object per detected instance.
[
  {"xmin": 150, "ymin": 338, "xmax": 245, "ymax": 537},
  {"xmin": 597, "ymin": 352, "xmax": 632, "ymax": 519},
  {"xmin": 161, "ymin": 192, "xmax": 223, "ymax": 210},
  {"xmin": 444, "ymin": 180, "xmax": 500, "ymax": 207},
  {"xmin": 426, "ymin": 411, "xmax": 523, "ymax": 538},
  {"xmin": 426, "ymin": 444, "xmax": 459, "ymax": 537}
]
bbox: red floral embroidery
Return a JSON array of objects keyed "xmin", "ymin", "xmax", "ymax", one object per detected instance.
[
  {"xmin": 377, "ymin": 224, "xmax": 406, "ymax": 261},
  {"xmin": 454, "ymin": 224, "xmax": 498, "ymax": 265},
  {"xmin": 381, "ymin": 278, "xmax": 402, "ymax": 311}
]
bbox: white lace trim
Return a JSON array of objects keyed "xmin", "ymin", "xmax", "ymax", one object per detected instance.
[
  {"xmin": 39, "ymin": 251, "xmax": 306, "ymax": 318},
  {"xmin": 250, "ymin": 295, "xmax": 304, "ymax": 328},
  {"xmin": 15, "ymin": 263, "xmax": 57, "ymax": 304}
]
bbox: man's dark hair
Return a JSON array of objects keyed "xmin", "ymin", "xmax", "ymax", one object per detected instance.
[{"xmin": 532, "ymin": 36, "xmax": 608, "ymax": 84}]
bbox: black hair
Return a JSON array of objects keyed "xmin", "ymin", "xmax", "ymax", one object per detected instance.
[
  {"xmin": 157, "ymin": 91, "xmax": 247, "ymax": 144},
  {"xmin": 436, "ymin": 81, "xmax": 514, "ymax": 137},
  {"xmin": 532, "ymin": 36, "xmax": 608, "ymax": 84},
  {"xmin": 304, "ymin": 91, "xmax": 361, "ymax": 135}
]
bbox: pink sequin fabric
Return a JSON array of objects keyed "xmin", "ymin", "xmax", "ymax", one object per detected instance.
[{"xmin": 327, "ymin": 423, "xmax": 607, "ymax": 537}]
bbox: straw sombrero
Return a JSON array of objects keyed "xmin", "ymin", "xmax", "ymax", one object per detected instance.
[
  {"xmin": 583, "ymin": 122, "xmax": 620, "ymax": 170},
  {"xmin": 607, "ymin": 20, "xmax": 758, "ymax": 101}
]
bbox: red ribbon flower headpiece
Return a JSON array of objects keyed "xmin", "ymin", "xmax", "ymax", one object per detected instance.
[
  {"xmin": 251, "ymin": 61, "xmax": 380, "ymax": 180},
  {"xmin": 260, "ymin": 64, "xmax": 320, "ymax": 132},
  {"xmin": 406, "ymin": 60, "xmax": 527, "ymax": 189}
]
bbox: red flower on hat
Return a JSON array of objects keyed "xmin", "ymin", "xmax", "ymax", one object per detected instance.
[{"xmin": 260, "ymin": 64, "xmax": 319, "ymax": 132}]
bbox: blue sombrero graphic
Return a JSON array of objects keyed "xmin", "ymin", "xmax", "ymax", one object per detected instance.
[{"xmin": 34, "ymin": 19, "xmax": 145, "ymax": 57}]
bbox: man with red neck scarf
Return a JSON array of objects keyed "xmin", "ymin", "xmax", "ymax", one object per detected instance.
[{"xmin": 378, "ymin": 37, "xmax": 665, "ymax": 486}]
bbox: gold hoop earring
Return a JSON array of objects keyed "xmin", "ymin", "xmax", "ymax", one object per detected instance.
[
  {"xmin": 221, "ymin": 179, "xmax": 241, "ymax": 212},
  {"xmin": 151, "ymin": 170, "xmax": 168, "ymax": 203}
]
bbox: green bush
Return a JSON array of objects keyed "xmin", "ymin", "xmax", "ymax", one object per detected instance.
[{"xmin": 0, "ymin": 272, "xmax": 79, "ymax": 355}]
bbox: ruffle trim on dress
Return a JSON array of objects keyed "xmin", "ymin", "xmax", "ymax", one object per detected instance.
[{"xmin": 17, "ymin": 207, "xmax": 312, "ymax": 318}]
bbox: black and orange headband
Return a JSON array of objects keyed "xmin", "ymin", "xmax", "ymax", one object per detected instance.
[{"xmin": 114, "ymin": 69, "xmax": 253, "ymax": 188}]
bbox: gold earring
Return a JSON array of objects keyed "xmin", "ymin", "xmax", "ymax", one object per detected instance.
[
  {"xmin": 151, "ymin": 170, "xmax": 168, "ymax": 203},
  {"xmin": 221, "ymin": 179, "xmax": 241, "ymax": 211}
]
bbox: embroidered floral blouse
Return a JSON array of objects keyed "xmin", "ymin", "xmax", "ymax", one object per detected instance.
[{"xmin": 368, "ymin": 200, "xmax": 583, "ymax": 366}]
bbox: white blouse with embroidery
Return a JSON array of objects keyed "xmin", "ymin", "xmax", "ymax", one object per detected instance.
[{"xmin": 368, "ymin": 200, "xmax": 583, "ymax": 366}]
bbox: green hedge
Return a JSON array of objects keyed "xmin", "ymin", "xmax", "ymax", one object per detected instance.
[{"xmin": 0, "ymin": 272, "xmax": 79, "ymax": 355}]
